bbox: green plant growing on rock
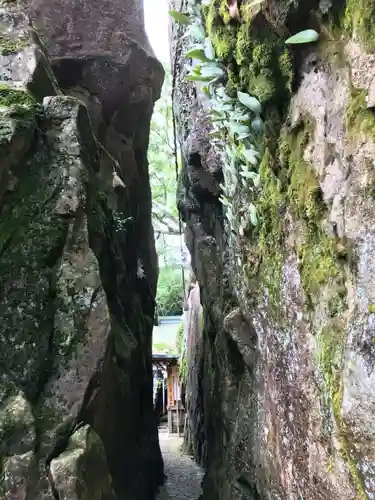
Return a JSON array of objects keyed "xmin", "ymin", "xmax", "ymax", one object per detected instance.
[
  {"xmin": 169, "ymin": 1, "xmax": 348, "ymax": 306},
  {"xmin": 170, "ymin": 1, "xmax": 371, "ymax": 497},
  {"xmin": 344, "ymin": 0, "xmax": 375, "ymax": 51},
  {"xmin": 0, "ymin": 34, "xmax": 29, "ymax": 56},
  {"xmin": 168, "ymin": 0, "xmax": 300, "ymax": 238},
  {"xmin": 168, "ymin": 10, "xmax": 191, "ymax": 25},
  {"xmin": 346, "ymin": 87, "xmax": 375, "ymax": 139},
  {"xmin": 0, "ymin": 84, "xmax": 41, "ymax": 120}
]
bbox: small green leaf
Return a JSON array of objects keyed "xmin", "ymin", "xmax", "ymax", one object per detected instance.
[
  {"xmin": 216, "ymin": 87, "xmax": 236, "ymax": 103},
  {"xmin": 229, "ymin": 122, "xmax": 250, "ymax": 137},
  {"xmin": 251, "ymin": 115, "xmax": 264, "ymax": 132},
  {"xmin": 226, "ymin": 207, "xmax": 234, "ymax": 221},
  {"xmin": 285, "ymin": 29, "xmax": 319, "ymax": 45},
  {"xmin": 240, "ymin": 170, "xmax": 260, "ymax": 186},
  {"xmin": 237, "ymin": 91, "xmax": 262, "ymax": 114},
  {"xmin": 254, "ymin": 174, "xmax": 260, "ymax": 187},
  {"xmin": 215, "ymin": 102, "xmax": 233, "ymax": 113},
  {"xmin": 202, "ymin": 86, "xmax": 210, "ymax": 97},
  {"xmin": 189, "ymin": 24, "xmax": 206, "ymax": 41},
  {"xmin": 185, "ymin": 74, "xmax": 215, "ymax": 82},
  {"xmin": 237, "ymin": 131, "xmax": 251, "ymax": 140},
  {"xmin": 240, "ymin": 169, "xmax": 257, "ymax": 179},
  {"xmin": 249, "ymin": 203, "xmax": 258, "ymax": 226},
  {"xmin": 232, "ymin": 111, "xmax": 251, "ymax": 122},
  {"xmin": 204, "ymin": 37, "xmax": 215, "ymax": 60},
  {"xmin": 219, "ymin": 195, "xmax": 231, "ymax": 207},
  {"xmin": 168, "ymin": 10, "xmax": 191, "ymax": 24},
  {"xmin": 185, "ymin": 48, "xmax": 211, "ymax": 62},
  {"xmin": 242, "ymin": 148, "xmax": 259, "ymax": 165},
  {"xmin": 201, "ymin": 63, "xmax": 225, "ymax": 78}
]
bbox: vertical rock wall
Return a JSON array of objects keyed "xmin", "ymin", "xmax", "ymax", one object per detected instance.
[
  {"xmin": 0, "ymin": 2, "xmax": 164, "ymax": 499},
  {"xmin": 171, "ymin": 1, "xmax": 375, "ymax": 499}
]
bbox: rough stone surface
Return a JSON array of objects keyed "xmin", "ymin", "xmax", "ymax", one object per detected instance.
[
  {"xmin": 0, "ymin": 2, "xmax": 164, "ymax": 499},
  {"xmin": 49, "ymin": 424, "xmax": 116, "ymax": 500},
  {"xmin": 171, "ymin": 1, "xmax": 375, "ymax": 499},
  {"xmin": 183, "ymin": 283, "xmax": 205, "ymax": 465}
]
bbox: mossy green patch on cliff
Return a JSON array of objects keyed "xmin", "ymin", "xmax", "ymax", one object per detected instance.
[
  {"xmin": 344, "ymin": 0, "xmax": 375, "ymax": 51},
  {"xmin": 203, "ymin": 1, "xmax": 237, "ymax": 61},
  {"xmin": 318, "ymin": 323, "xmax": 368, "ymax": 499},
  {"xmin": 202, "ymin": 0, "xmax": 292, "ymax": 105},
  {"xmin": 201, "ymin": 0, "xmax": 344, "ymax": 311},
  {"xmin": 282, "ymin": 120, "xmax": 345, "ymax": 310},
  {"xmin": 346, "ymin": 87, "xmax": 375, "ymax": 138},
  {"xmin": 245, "ymin": 117, "xmax": 345, "ymax": 310},
  {"xmin": 319, "ymin": 323, "xmax": 345, "ymax": 419},
  {"xmin": 0, "ymin": 34, "xmax": 29, "ymax": 56},
  {"xmin": 0, "ymin": 84, "xmax": 36, "ymax": 108},
  {"xmin": 0, "ymin": 84, "xmax": 41, "ymax": 120},
  {"xmin": 244, "ymin": 148, "xmax": 284, "ymax": 308}
]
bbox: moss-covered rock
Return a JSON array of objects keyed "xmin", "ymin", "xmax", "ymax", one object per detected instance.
[
  {"xmin": 171, "ymin": 0, "xmax": 375, "ymax": 499},
  {"xmin": 0, "ymin": 33, "xmax": 28, "ymax": 55},
  {"xmin": 1, "ymin": 2, "xmax": 164, "ymax": 499},
  {"xmin": 203, "ymin": 0, "xmax": 292, "ymax": 107},
  {"xmin": 0, "ymin": 8, "xmax": 60, "ymax": 102},
  {"xmin": 346, "ymin": 87, "xmax": 375, "ymax": 139},
  {"xmin": 50, "ymin": 425, "xmax": 117, "ymax": 500},
  {"xmin": 344, "ymin": 0, "xmax": 375, "ymax": 51},
  {"xmin": 0, "ymin": 389, "xmax": 35, "ymax": 457}
]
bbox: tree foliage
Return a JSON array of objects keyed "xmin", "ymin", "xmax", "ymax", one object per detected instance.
[
  {"xmin": 149, "ymin": 67, "xmax": 180, "ymax": 237},
  {"xmin": 156, "ymin": 266, "xmax": 184, "ymax": 316},
  {"xmin": 149, "ymin": 66, "xmax": 185, "ymax": 316}
]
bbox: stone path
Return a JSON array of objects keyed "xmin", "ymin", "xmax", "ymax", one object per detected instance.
[{"xmin": 156, "ymin": 426, "xmax": 204, "ymax": 500}]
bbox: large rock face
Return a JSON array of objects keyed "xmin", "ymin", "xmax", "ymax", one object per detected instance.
[
  {"xmin": 171, "ymin": 1, "xmax": 375, "ymax": 499},
  {"xmin": 0, "ymin": 2, "xmax": 163, "ymax": 499}
]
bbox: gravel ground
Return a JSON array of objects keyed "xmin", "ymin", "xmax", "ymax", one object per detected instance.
[{"xmin": 156, "ymin": 427, "xmax": 204, "ymax": 500}]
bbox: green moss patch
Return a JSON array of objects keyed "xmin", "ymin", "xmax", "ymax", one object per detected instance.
[
  {"xmin": 201, "ymin": 2, "xmax": 345, "ymax": 311},
  {"xmin": 0, "ymin": 84, "xmax": 41, "ymax": 120},
  {"xmin": 346, "ymin": 87, "xmax": 375, "ymax": 139},
  {"xmin": 0, "ymin": 34, "xmax": 29, "ymax": 56},
  {"xmin": 318, "ymin": 322, "xmax": 368, "ymax": 499},
  {"xmin": 344, "ymin": 0, "xmax": 375, "ymax": 51},
  {"xmin": 202, "ymin": 0, "xmax": 292, "ymax": 106},
  {"xmin": 318, "ymin": 323, "xmax": 345, "ymax": 419},
  {"xmin": 244, "ymin": 117, "xmax": 345, "ymax": 311}
]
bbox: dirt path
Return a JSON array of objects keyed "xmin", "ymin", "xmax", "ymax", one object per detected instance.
[{"xmin": 156, "ymin": 427, "xmax": 204, "ymax": 500}]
